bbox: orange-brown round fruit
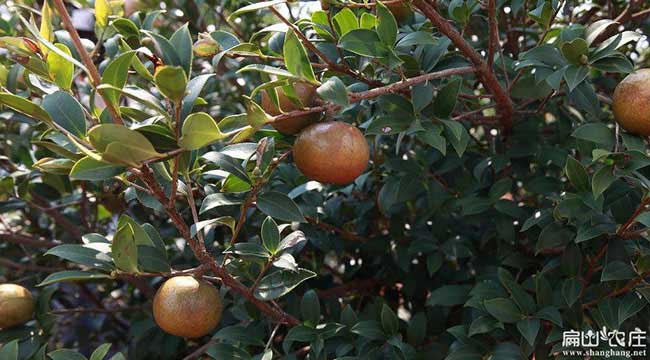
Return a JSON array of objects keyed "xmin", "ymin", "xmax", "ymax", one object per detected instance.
[
  {"xmin": 153, "ymin": 276, "xmax": 222, "ymax": 338},
  {"xmin": 387, "ymin": 2, "xmax": 413, "ymax": 21},
  {"xmin": 612, "ymin": 69, "xmax": 650, "ymax": 136},
  {"xmin": 293, "ymin": 121, "xmax": 369, "ymax": 185},
  {"xmin": 0, "ymin": 284, "xmax": 35, "ymax": 329},
  {"xmin": 260, "ymin": 82, "xmax": 320, "ymax": 135}
]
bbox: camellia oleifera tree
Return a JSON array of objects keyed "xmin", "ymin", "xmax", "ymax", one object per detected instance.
[{"xmin": 1, "ymin": 0, "xmax": 650, "ymax": 358}]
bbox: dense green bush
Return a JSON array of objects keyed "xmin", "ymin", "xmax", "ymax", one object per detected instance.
[{"xmin": 1, "ymin": 0, "xmax": 650, "ymax": 358}]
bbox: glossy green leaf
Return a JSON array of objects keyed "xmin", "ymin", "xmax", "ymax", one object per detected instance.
[
  {"xmin": 257, "ymin": 191, "xmax": 306, "ymax": 223},
  {"xmin": 254, "ymin": 268, "xmax": 316, "ymax": 300},
  {"xmin": 42, "ymin": 91, "xmax": 87, "ymax": 137},
  {"xmin": 154, "ymin": 65, "xmax": 187, "ymax": 103},
  {"xmin": 179, "ymin": 112, "xmax": 226, "ymax": 150},
  {"xmin": 283, "ymin": 29, "xmax": 316, "ymax": 83}
]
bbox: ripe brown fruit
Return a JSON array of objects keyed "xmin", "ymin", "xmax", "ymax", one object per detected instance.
[
  {"xmin": 260, "ymin": 82, "xmax": 320, "ymax": 134},
  {"xmin": 613, "ymin": 69, "xmax": 650, "ymax": 136},
  {"xmin": 153, "ymin": 276, "xmax": 222, "ymax": 338},
  {"xmin": 0, "ymin": 284, "xmax": 35, "ymax": 329},
  {"xmin": 387, "ymin": 2, "xmax": 413, "ymax": 21},
  {"xmin": 293, "ymin": 121, "xmax": 369, "ymax": 185}
]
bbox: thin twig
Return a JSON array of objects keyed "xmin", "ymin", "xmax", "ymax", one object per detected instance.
[
  {"xmin": 412, "ymin": 0, "xmax": 514, "ymax": 130},
  {"xmin": 50, "ymin": 0, "xmax": 123, "ymax": 124}
]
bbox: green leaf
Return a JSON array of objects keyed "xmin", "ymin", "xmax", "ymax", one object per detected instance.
[
  {"xmin": 228, "ymin": 0, "xmax": 286, "ymax": 20},
  {"xmin": 191, "ymin": 217, "xmax": 236, "ymax": 237},
  {"xmin": 277, "ymin": 230, "xmax": 307, "ymax": 253},
  {"xmin": 333, "ymin": 8, "xmax": 359, "ymax": 36},
  {"xmin": 484, "ymin": 298, "xmax": 523, "ymax": 323},
  {"xmin": 179, "ymin": 112, "xmax": 226, "ymax": 150},
  {"xmin": 338, "ymin": 29, "xmax": 389, "ymax": 58},
  {"xmin": 182, "ymin": 74, "xmax": 214, "ymax": 119},
  {"xmin": 224, "ymin": 242, "xmax": 271, "ymax": 259},
  {"xmin": 202, "ymin": 151, "xmax": 251, "ymax": 184},
  {"xmin": 45, "ymin": 244, "xmax": 114, "ymax": 271},
  {"xmin": 562, "ymin": 278, "xmax": 582, "ymax": 306},
  {"xmin": 47, "ymin": 43, "xmax": 74, "ymax": 89},
  {"xmin": 100, "ymin": 51, "xmax": 136, "ymax": 108},
  {"xmin": 592, "ymin": 165, "xmax": 615, "ymax": 197},
  {"xmin": 253, "ymin": 268, "xmax": 316, "ymax": 300},
  {"xmin": 95, "ymin": 0, "xmax": 110, "ymax": 28},
  {"xmin": 427, "ymin": 285, "xmax": 470, "ymax": 306},
  {"xmin": 37, "ymin": 271, "xmax": 111, "ymax": 286},
  {"xmin": 112, "ymin": 223, "xmax": 139, "ymax": 273},
  {"xmin": 565, "ymin": 156, "xmax": 590, "ymax": 193},
  {"xmin": 283, "ymin": 29, "xmax": 316, "ymax": 83},
  {"xmin": 69, "ymin": 157, "xmax": 125, "ymax": 181},
  {"xmin": 154, "ymin": 65, "xmax": 187, "ymax": 103},
  {"xmin": 200, "ymin": 193, "xmax": 243, "ymax": 213},
  {"xmin": 261, "ymin": 216, "xmax": 280, "ymax": 254},
  {"xmin": 572, "ymin": 123, "xmax": 615, "ymax": 147},
  {"xmin": 0, "ymin": 92, "xmax": 52, "ymax": 125},
  {"xmin": 381, "ymin": 304, "xmax": 399, "ymax": 335},
  {"xmin": 42, "ymin": 91, "xmax": 87, "ymax": 137},
  {"xmin": 376, "ymin": 1, "xmax": 398, "ymax": 46},
  {"xmin": 169, "ymin": 24, "xmax": 193, "ymax": 75},
  {"xmin": 561, "ymin": 38, "xmax": 588, "ymax": 65},
  {"xmin": 88, "ymin": 124, "xmax": 162, "ymax": 166},
  {"xmin": 142, "ymin": 31, "xmax": 182, "ymax": 68},
  {"xmin": 237, "ymin": 64, "xmax": 299, "ymax": 79},
  {"xmin": 350, "ymin": 321, "xmax": 386, "ymax": 340},
  {"xmin": 256, "ymin": 191, "xmax": 306, "ymax": 223},
  {"xmin": 535, "ymin": 306, "xmax": 562, "ymax": 326},
  {"xmin": 468, "ymin": 316, "xmax": 503, "ymax": 337},
  {"xmin": 433, "ymin": 78, "xmax": 462, "ymax": 118},
  {"xmin": 48, "ymin": 349, "xmax": 88, "ymax": 360},
  {"xmin": 563, "ymin": 65, "xmax": 589, "ymax": 92},
  {"xmin": 0, "ymin": 340, "xmax": 18, "ymax": 360},
  {"xmin": 516, "ymin": 319, "xmax": 539, "ymax": 346},
  {"xmin": 90, "ymin": 344, "xmax": 112, "ymax": 360},
  {"xmin": 317, "ymin": 76, "xmax": 349, "ymax": 106},
  {"xmin": 301, "ymin": 290, "xmax": 320, "ymax": 326}
]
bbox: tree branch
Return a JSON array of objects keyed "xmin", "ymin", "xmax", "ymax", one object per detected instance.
[
  {"xmin": 51, "ymin": 0, "xmax": 123, "ymax": 124},
  {"xmin": 0, "ymin": 232, "xmax": 60, "ymax": 248},
  {"xmin": 271, "ymin": 66, "xmax": 475, "ymax": 124},
  {"xmin": 135, "ymin": 166, "xmax": 300, "ymax": 326},
  {"xmin": 411, "ymin": 0, "xmax": 514, "ymax": 130},
  {"xmin": 486, "ymin": 0, "xmax": 498, "ymax": 68}
]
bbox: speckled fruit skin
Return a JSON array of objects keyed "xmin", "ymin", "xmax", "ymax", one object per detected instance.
[
  {"xmin": 293, "ymin": 122, "xmax": 369, "ymax": 185},
  {"xmin": 260, "ymin": 82, "xmax": 320, "ymax": 134},
  {"xmin": 0, "ymin": 284, "xmax": 35, "ymax": 329},
  {"xmin": 153, "ymin": 276, "xmax": 222, "ymax": 338},
  {"xmin": 613, "ymin": 69, "xmax": 650, "ymax": 136}
]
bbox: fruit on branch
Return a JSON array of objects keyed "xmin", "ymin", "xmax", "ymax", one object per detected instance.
[
  {"xmin": 293, "ymin": 121, "xmax": 369, "ymax": 185},
  {"xmin": 612, "ymin": 69, "xmax": 650, "ymax": 136},
  {"xmin": 387, "ymin": 1, "xmax": 413, "ymax": 21},
  {"xmin": 260, "ymin": 82, "xmax": 320, "ymax": 135},
  {"xmin": 0, "ymin": 284, "xmax": 35, "ymax": 329},
  {"xmin": 153, "ymin": 276, "xmax": 222, "ymax": 338}
]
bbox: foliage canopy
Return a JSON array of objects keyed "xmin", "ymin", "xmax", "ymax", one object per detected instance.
[{"xmin": 1, "ymin": 0, "xmax": 650, "ymax": 359}]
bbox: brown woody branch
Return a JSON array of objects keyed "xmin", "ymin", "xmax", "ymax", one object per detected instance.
[
  {"xmin": 0, "ymin": 232, "xmax": 60, "ymax": 248},
  {"xmin": 486, "ymin": 0, "xmax": 498, "ymax": 68},
  {"xmin": 411, "ymin": 0, "xmax": 514, "ymax": 130},
  {"xmin": 582, "ymin": 275, "xmax": 647, "ymax": 309},
  {"xmin": 579, "ymin": 198, "xmax": 650, "ymax": 298},
  {"xmin": 135, "ymin": 166, "xmax": 300, "ymax": 326},
  {"xmin": 271, "ymin": 66, "xmax": 475, "ymax": 124},
  {"xmin": 51, "ymin": 0, "xmax": 123, "ymax": 125}
]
